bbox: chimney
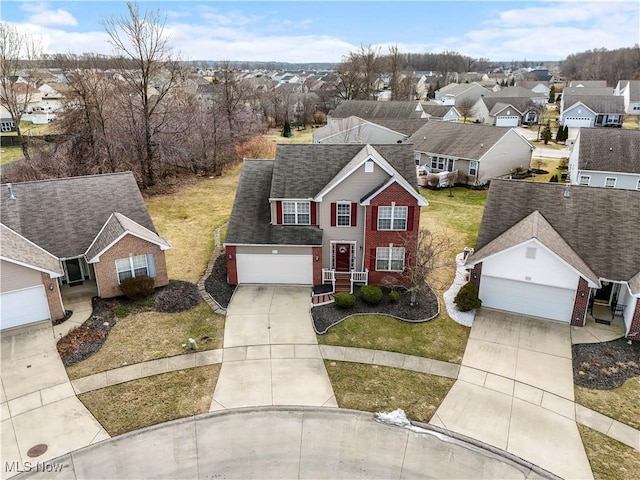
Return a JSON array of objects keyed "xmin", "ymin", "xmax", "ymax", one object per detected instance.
[{"xmin": 7, "ymin": 183, "xmax": 17, "ymax": 200}]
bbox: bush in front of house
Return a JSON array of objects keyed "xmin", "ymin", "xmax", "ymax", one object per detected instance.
[
  {"xmin": 155, "ymin": 280, "xmax": 200, "ymax": 313},
  {"xmin": 454, "ymin": 282, "xmax": 482, "ymax": 312},
  {"xmin": 360, "ymin": 285, "xmax": 383, "ymax": 305},
  {"xmin": 388, "ymin": 289, "xmax": 400, "ymax": 303},
  {"xmin": 120, "ymin": 276, "xmax": 155, "ymax": 300},
  {"xmin": 334, "ymin": 292, "xmax": 356, "ymax": 309}
]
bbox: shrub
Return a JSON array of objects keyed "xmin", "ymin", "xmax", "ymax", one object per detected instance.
[
  {"xmin": 360, "ymin": 285, "xmax": 383, "ymax": 305},
  {"xmin": 334, "ymin": 292, "xmax": 356, "ymax": 309},
  {"xmin": 549, "ymin": 174, "xmax": 559, "ymax": 182},
  {"xmin": 388, "ymin": 289, "xmax": 400, "ymax": 303},
  {"xmin": 155, "ymin": 280, "xmax": 200, "ymax": 313},
  {"xmin": 119, "ymin": 276, "xmax": 155, "ymax": 300},
  {"xmin": 454, "ymin": 282, "xmax": 482, "ymax": 312}
]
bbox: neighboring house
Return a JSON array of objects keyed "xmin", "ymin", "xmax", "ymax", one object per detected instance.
[
  {"xmin": 560, "ymin": 95, "xmax": 625, "ymax": 128},
  {"xmin": 0, "ymin": 173, "xmax": 170, "ymax": 331},
  {"xmin": 614, "ymin": 80, "xmax": 640, "ymax": 114},
  {"xmin": 224, "ymin": 144, "xmax": 427, "ymax": 289},
  {"xmin": 472, "ymin": 96, "xmax": 541, "ymax": 126},
  {"xmin": 408, "ymin": 122, "xmax": 534, "ymax": 186},
  {"xmin": 434, "ymin": 82, "xmax": 490, "ymax": 106},
  {"xmin": 568, "ymin": 80, "xmax": 608, "ymax": 88},
  {"xmin": 568, "ymin": 129, "xmax": 640, "ymax": 190},
  {"xmin": 517, "ymin": 81, "xmax": 551, "ymax": 97},
  {"xmin": 328, "ymin": 100, "xmax": 427, "ymax": 124},
  {"xmin": 0, "ymin": 105, "xmax": 16, "ymax": 132},
  {"xmin": 420, "ymin": 102, "xmax": 461, "ymax": 122},
  {"xmin": 489, "ymin": 86, "xmax": 547, "ymax": 105},
  {"xmin": 312, "ymin": 116, "xmax": 426, "ymax": 144},
  {"xmin": 465, "ymin": 180, "xmax": 640, "ymax": 340}
]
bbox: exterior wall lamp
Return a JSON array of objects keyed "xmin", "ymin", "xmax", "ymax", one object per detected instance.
[{"xmin": 228, "ymin": 254, "xmax": 233, "ymax": 260}]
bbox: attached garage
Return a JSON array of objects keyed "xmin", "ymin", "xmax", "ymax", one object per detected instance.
[
  {"xmin": 1, "ymin": 286, "xmax": 51, "ymax": 330},
  {"xmin": 479, "ymin": 276, "xmax": 575, "ymax": 322},
  {"xmin": 563, "ymin": 117, "xmax": 592, "ymax": 128},
  {"xmin": 495, "ymin": 116, "xmax": 520, "ymax": 127},
  {"xmin": 235, "ymin": 251, "xmax": 313, "ymax": 285}
]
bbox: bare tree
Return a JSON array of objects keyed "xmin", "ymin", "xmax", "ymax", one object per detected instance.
[
  {"xmin": 402, "ymin": 228, "xmax": 452, "ymax": 305},
  {"xmin": 102, "ymin": 1, "xmax": 185, "ymax": 187},
  {"xmin": 214, "ymin": 60, "xmax": 252, "ymax": 134},
  {"xmin": 456, "ymin": 97, "xmax": 476, "ymax": 123},
  {"xmin": 0, "ymin": 22, "xmax": 42, "ymax": 161}
]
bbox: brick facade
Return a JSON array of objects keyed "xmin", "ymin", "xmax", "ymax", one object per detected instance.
[
  {"xmin": 313, "ymin": 246, "xmax": 322, "ymax": 285},
  {"xmin": 41, "ymin": 272, "xmax": 65, "ymax": 320},
  {"xmin": 364, "ymin": 182, "xmax": 421, "ymax": 286},
  {"xmin": 93, "ymin": 234, "xmax": 169, "ymax": 298},
  {"xmin": 469, "ymin": 263, "xmax": 482, "ymax": 290},
  {"xmin": 570, "ymin": 277, "xmax": 590, "ymax": 326},
  {"xmin": 226, "ymin": 246, "xmax": 238, "ymax": 285},
  {"xmin": 629, "ymin": 301, "xmax": 640, "ymax": 341}
]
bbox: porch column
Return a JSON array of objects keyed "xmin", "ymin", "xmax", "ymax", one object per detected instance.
[
  {"xmin": 41, "ymin": 272, "xmax": 65, "ymax": 321},
  {"xmin": 225, "ymin": 246, "xmax": 238, "ymax": 285},
  {"xmin": 312, "ymin": 247, "xmax": 322, "ymax": 286},
  {"xmin": 570, "ymin": 277, "xmax": 590, "ymax": 326}
]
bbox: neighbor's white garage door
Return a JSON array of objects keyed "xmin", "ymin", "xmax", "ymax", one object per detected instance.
[
  {"xmin": 1, "ymin": 286, "xmax": 51, "ymax": 330},
  {"xmin": 236, "ymin": 254, "xmax": 313, "ymax": 284},
  {"xmin": 563, "ymin": 117, "xmax": 592, "ymax": 128},
  {"xmin": 479, "ymin": 276, "xmax": 575, "ymax": 322},
  {"xmin": 496, "ymin": 116, "xmax": 520, "ymax": 127}
]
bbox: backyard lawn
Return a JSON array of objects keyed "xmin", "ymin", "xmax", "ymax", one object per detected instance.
[{"xmin": 0, "ymin": 146, "xmax": 23, "ymax": 165}]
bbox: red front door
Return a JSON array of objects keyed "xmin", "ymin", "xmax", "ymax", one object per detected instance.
[{"xmin": 335, "ymin": 243, "xmax": 351, "ymax": 271}]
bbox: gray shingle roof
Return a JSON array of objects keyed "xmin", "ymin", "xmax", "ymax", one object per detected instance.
[
  {"xmin": 0, "ymin": 172, "xmax": 157, "ymax": 259},
  {"xmin": 0, "ymin": 224, "xmax": 62, "ymax": 275},
  {"xmin": 472, "ymin": 179, "xmax": 640, "ymax": 286},
  {"xmin": 576, "ymin": 129, "xmax": 640, "ymax": 174},
  {"xmin": 420, "ymin": 103, "xmax": 457, "ymax": 118},
  {"xmin": 480, "ymin": 97, "xmax": 536, "ymax": 115},
  {"xmin": 85, "ymin": 212, "xmax": 170, "ymax": 261},
  {"xmin": 489, "ymin": 86, "xmax": 545, "ymax": 98},
  {"xmin": 563, "ymin": 95, "xmax": 625, "ymax": 114},
  {"xmin": 563, "ymin": 87, "xmax": 614, "ymax": 96},
  {"xmin": 225, "ymin": 160, "xmax": 323, "ymax": 246},
  {"xmin": 367, "ymin": 118, "xmax": 429, "ymax": 136},
  {"xmin": 330, "ymin": 100, "xmax": 425, "ymax": 119},
  {"xmin": 407, "ymin": 122, "xmax": 522, "ymax": 160},
  {"xmin": 269, "ymin": 144, "xmax": 417, "ymax": 199}
]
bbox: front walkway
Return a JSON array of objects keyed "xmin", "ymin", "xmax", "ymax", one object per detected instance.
[
  {"xmin": 211, "ymin": 286, "xmax": 338, "ymax": 410},
  {"xmin": 431, "ymin": 309, "xmax": 594, "ymax": 480}
]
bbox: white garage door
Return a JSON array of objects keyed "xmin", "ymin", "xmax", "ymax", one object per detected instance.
[
  {"xmin": 479, "ymin": 276, "xmax": 575, "ymax": 322},
  {"xmin": 1, "ymin": 286, "xmax": 51, "ymax": 330},
  {"xmin": 496, "ymin": 116, "xmax": 519, "ymax": 127},
  {"xmin": 564, "ymin": 117, "xmax": 592, "ymax": 128},
  {"xmin": 236, "ymin": 254, "xmax": 313, "ymax": 285}
]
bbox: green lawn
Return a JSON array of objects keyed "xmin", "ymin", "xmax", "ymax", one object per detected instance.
[
  {"xmin": 0, "ymin": 146, "xmax": 23, "ymax": 165},
  {"xmin": 578, "ymin": 425, "xmax": 640, "ymax": 480},
  {"xmin": 79, "ymin": 365, "xmax": 219, "ymax": 436},
  {"xmin": 66, "ymin": 302, "xmax": 224, "ymax": 380},
  {"xmin": 575, "ymin": 377, "xmax": 640, "ymax": 430},
  {"xmin": 325, "ymin": 361, "xmax": 455, "ymax": 423}
]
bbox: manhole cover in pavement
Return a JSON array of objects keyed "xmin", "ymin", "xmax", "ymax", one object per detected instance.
[{"xmin": 27, "ymin": 444, "xmax": 48, "ymax": 458}]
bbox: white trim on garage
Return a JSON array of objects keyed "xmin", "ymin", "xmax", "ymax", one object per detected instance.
[
  {"xmin": 1, "ymin": 285, "xmax": 51, "ymax": 330},
  {"xmin": 479, "ymin": 276, "xmax": 575, "ymax": 322},
  {"xmin": 495, "ymin": 116, "xmax": 520, "ymax": 127},
  {"xmin": 236, "ymin": 253, "xmax": 313, "ymax": 285}
]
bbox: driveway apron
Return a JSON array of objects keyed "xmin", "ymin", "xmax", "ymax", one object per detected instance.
[
  {"xmin": 211, "ymin": 285, "xmax": 337, "ymax": 410},
  {"xmin": 431, "ymin": 309, "xmax": 593, "ymax": 480},
  {"xmin": 1, "ymin": 323, "xmax": 108, "ymax": 480}
]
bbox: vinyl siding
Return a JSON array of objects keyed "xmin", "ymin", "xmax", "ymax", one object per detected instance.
[{"xmin": 1, "ymin": 260, "xmax": 43, "ymax": 291}]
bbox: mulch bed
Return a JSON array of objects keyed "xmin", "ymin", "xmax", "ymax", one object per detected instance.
[
  {"xmin": 57, "ymin": 280, "xmax": 200, "ymax": 367},
  {"xmin": 572, "ymin": 338, "xmax": 640, "ymax": 390},
  {"xmin": 204, "ymin": 255, "xmax": 236, "ymax": 308},
  {"xmin": 312, "ymin": 286, "xmax": 439, "ymax": 335}
]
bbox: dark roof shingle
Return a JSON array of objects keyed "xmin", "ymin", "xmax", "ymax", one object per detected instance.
[{"xmin": 576, "ymin": 129, "xmax": 640, "ymax": 174}]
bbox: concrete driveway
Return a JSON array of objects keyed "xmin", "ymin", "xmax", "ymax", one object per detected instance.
[
  {"xmin": 431, "ymin": 309, "xmax": 593, "ymax": 480},
  {"xmin": 1, "ymin": 324, "xmax": 108, "ymax": 480},
  {"xmin": 16, "ymin": 407, "xmax": 555, "ymax": 479},
  {"xmin": 212, "ymin": 286, "xmax": 337, "ymax": 410}
]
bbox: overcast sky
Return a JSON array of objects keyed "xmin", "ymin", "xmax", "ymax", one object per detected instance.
[{"xmin": 2, "ymin": 0, "xmax": 638, "ymax": 63}]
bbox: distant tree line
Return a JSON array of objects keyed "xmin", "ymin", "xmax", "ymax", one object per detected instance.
[{"xmin": 560, "ymin": 45, "xmax": 640, "ymax": 85}]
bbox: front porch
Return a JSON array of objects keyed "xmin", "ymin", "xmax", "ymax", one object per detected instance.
[
  {"xmin": 321, "ymin": 269, "xmax": 369, "ymax": 294},
  {"xmin": 572, "ymin": 301, "xmax": 626, "ymax": 344}
]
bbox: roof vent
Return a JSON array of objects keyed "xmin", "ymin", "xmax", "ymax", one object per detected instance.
[
  {"xmin": 7, "ymin": 183, "xmax": 17, "ymax": 200},
  {"xmin": 609, "ymin": 147, "xmax": 613, "ymax": 151},
  {"xmin": 563, "ymin": 186, "xmax": 570, "ymax": 198}
]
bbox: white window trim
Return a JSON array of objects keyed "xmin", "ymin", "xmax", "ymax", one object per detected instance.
[
  {"xmin": 377, "ymin": 205, "xmax": 408, "ymax": 231},
  {"xmin": 336, "ymin": 201, "xmax": 351, "ymax": 227},
  {"xmin": 282, "ymin": 201, "xmax": 311, "ymax": 225},
  {"xmin": 375, "ymin": 246, "xmax": 405, "ymax": 272},
  {"xmin": 579, "ymin": 175, "xmax": 590, "ymax": 186},
  {"xmin": 469, "ymin": 160, "xmax": 478, "ymax": 176},
  {"xmin": 604, "ymin": 177, "xmax": 616, "ymax": 188},
  {"xmin": 116, "ymin": 255, "xmax": 149, "ymax": 284}
]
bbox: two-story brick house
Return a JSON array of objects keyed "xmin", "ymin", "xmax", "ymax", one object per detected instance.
[{"xmin": 224, "ymin": 144, "xmax": 427, "ymax": 291}]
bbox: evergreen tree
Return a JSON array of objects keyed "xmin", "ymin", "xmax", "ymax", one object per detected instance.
[
  {"xmin": 563, "ymin": 125, "xmax": 569, "ymax": 141},
  {"xmin": 541, "ymin": 123, "xmax": 552, "ymax": 144},
  {"xmin": 282, "ymin": 121, "xmax": 292, "ymax": 137},
  {"xmin": 509, "ymin": 77, "xmax": 515, "ymax": 86},
  {"xmin": 548, "ymin": 85, "xmax": 556, "ymax": 103}
]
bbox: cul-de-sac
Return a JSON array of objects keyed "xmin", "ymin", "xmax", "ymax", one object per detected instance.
[{"xmin": 1, "ymin": 2, "xmax": 639, "ymax": 479}]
